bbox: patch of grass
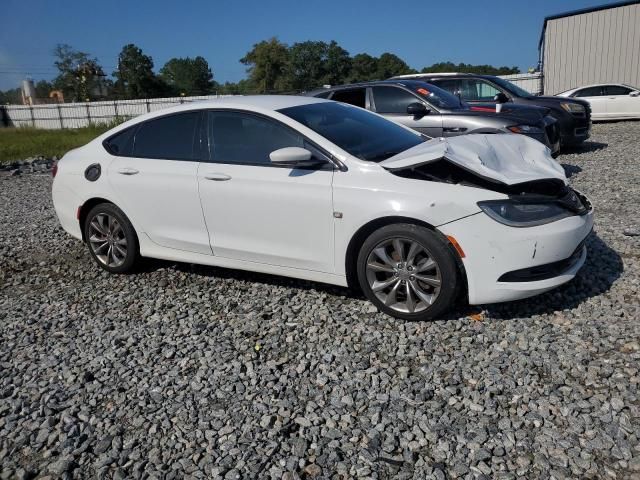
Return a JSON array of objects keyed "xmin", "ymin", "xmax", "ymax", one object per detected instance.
[{"xmin": 0, "ymin": 123, "xmax": 118, "ymax": 164}]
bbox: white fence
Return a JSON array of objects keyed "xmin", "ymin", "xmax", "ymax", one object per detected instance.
[
  {"xmin": 497, "ymin": 72, "xmax": 544, "ymax": 95},
  {"xmin": 0, "ymin": 73, "xmax": 545, "ymax": 130},
  {"xmin": 0, "ymin": 94, "xmax": 236, "ymax": 129}
]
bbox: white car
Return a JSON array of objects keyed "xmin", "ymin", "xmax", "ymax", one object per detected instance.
[
  {"xmin": 52, "ymin": 96, "xmax": 594, "ymax": 320},
  {"xmin": 557, "ymin": 84, "xmax": 640, "ymax": 120}
]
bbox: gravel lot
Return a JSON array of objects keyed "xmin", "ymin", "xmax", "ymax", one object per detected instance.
[{"xmin": 1, "ymin": 122, "xmax": 639, "ymax": 480}]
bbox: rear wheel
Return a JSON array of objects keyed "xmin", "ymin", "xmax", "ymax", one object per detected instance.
[
  {"xmin": 357, "ymin": 224, "xmax": 459, "ymax": 321},
  {"xmin": 84, "ymin": 203, "xmax": 139, "ymax": 273}
]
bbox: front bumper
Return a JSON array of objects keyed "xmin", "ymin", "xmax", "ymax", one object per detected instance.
[{"xmin": 438, "ymin": 206, "xmax": 594, "ymax": 305}]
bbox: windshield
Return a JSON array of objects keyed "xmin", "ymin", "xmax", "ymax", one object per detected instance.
[
  {"xmin": 413, "ymin": 83, "xmax": 465, "ymax": 109},
  {"xmin": 491, "ymin": 77, "xmax": 534, "ymax": 98},
  {"xmin": 278, "ymin": 102, "xmax": 425, "ymax": 162}
]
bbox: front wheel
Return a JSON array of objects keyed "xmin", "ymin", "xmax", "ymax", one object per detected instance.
[
  {"xmin": 84, "ymin": 203, "xmax": 139, "ymax": 273},
  {"xmin": 357, "ymin": 224, "xmax": 459, "ymax": 321}
]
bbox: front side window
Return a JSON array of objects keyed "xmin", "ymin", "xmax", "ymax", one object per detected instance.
[
  {"xmin": 604, "ymin": 85, "xmax": 632, "ymax": 96},
  {"xmin": 371, "ymin": 86, "xmax": 420, "ymax": 114},
  {"xmin": 330, "ymin": 88, "xmax": 366, "ymax": 108},
  {"xmin": 574, "ymin": 86, "xmax": 603, "ymax": 97},
  {"xmin": 132, "ymin": 112, "xmax": 199, "ymax": 160},
  {"xmin": 458, "ymin": 79, "xmax": 502, "ymax": 102},
  {"xmin": 278, "ymin": 101, "xmax": 424, "ymax": 162},
  {"xmin": 208, "ymin": 111, "xmax": 304, "ymax": 165}
]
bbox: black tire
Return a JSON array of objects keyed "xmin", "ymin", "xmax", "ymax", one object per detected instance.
[
  {"xmin": 356, "ymin": 223, "xmax": 459, "ymax": 321},
  {"xmin": 83, "ymin": 203, "xmax": 139, "ymax": 273}
]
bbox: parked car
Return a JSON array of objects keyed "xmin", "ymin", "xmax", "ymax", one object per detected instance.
[
  {"xmin": 52, "ymin": 96, "xmax": 593, "ymax": 321},
  {"xmin": 392, "ymin": 73, "xmax": 591, "ymax": 148},
  {"xmin": 556, "ymin": 84, "xmax": 640, "ymax": 121},
  {"xmin": 307, "ymin": 80, "xmax": 560, "ymax": 155}
]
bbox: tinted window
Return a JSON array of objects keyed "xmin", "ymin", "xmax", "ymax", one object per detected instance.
[
  {"xmin": 133, "ymin": 112, "xmax": 199, "ymax": 160},
  {"xmin": 208, "ymin": 111, "xmax": 304, "ymax": 165},
  {"xmin": 372, "ymin": 86, "xmax": 420, "ymax": 114},
  {"xmin": 314, "ymin": 90, "xmax": 332, "ymax": 99},
  {"xmin": 104, "ymin": 127, "xmax": 136, "ymax": 156},
  {"xmin": 412, "ymin": 83, "xmax": 465, "ymax": 109},
  {"xmin": 330, "ymin": 88, "xmax": 366, "ymax": 108},
  {"xmin": 278, "ymin": 102, "xmax": 424, "ymax": 162},
  {"xmin": 491, "ymin": 77, "xmax": 534, "ymax": 98},
  {"xmin": 430, "ymin": 79, "xmax": 459, "ymax": 95},
  {"xmin": 459, "ymin": 79, "xmax": 502, "ymax": 101},
  {"xmin": 574, "ymin": 86, "xmax": 603, "ymax": 97},
  {"xmin": 604, "ymin": 85, "xmax": 632, "ymax": 96}
]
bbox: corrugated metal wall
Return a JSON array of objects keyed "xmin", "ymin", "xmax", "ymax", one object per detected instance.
[{"xmin": 542, "ymin": 3, "xmax": 640, "ymax": 95}]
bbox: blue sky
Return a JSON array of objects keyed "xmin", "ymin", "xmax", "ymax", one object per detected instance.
[{"xmin": 0, "ymin": 0, "xmax": 624, "ymax": 90}]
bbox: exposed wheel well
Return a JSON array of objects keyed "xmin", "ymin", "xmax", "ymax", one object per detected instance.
[{"xmin": 344, "ymin": 216, "xmax": 467, "ymax": 297}]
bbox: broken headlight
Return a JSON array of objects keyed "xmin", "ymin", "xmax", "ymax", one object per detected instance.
[{"xmin": 477, "ymin": 200, "xmax": 572, "ymax": 227}]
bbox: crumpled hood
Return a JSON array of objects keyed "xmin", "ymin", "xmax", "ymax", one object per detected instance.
[{"xmin": 380, "ymin": 134, "xmax": 567, "ymax": 186}]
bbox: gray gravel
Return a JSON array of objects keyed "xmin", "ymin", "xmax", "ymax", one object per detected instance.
[{"xmin": 1, "ymin": 122, "xmax": 639, "ymax": 479}]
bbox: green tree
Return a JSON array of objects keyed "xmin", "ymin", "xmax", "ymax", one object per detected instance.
[
  {"xmin": 160, "ymin": 56, "xmax": 214, "ymax": 96},
  {"xmin": 322, "ymin": 41, "xmax": 351, "ymax": 86},
  {"xmin": 53, "ymin": 44, "xmax": 106, "ymax": 101},
  {"xmin": 287, "ymin": 41, "xmax": 329, "ymax": 91},
  {"xmin": 376, "ymin": 53, "xmax": 416, "ymax": 79},
  {"xmin": 35, "ymin": 80, "xmax": 54, "ymax": 99},
  {"xmin": 348, "ymin": 53, "xmax": 379, "ymax": 82},
  {"xmin": 240, "ymin": 37, "xmax": 290, "ymax": 93},
  {"xmin": 421, "ymin": 62, "xmax": 520, "ymax": 75},
  {"xmin": 113, "ymin": 44, "xmax": 167, "ymax": 99},
  {"xmin": 0, "ymin": 87, "xmax": 22, "ymax": 105}
]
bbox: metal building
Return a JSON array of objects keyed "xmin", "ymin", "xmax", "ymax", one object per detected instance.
[{"xmin": 539, "ymin": 0, "xmax": 640, "ymax": 95}]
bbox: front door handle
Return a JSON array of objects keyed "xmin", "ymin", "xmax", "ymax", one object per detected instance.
[
  {"xmin": 204, "ymin": 173, "xmax": 232, "ymax": 181},
  {"xmin": 117, "ymin": 167, "xmax": 139, "ymax": 175},
  {"xmin": 443, "ymin": 127, "xmax": 467, "ymax": 133}
]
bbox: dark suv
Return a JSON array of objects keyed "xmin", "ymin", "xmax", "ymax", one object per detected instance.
[
  {"xmin": 307, "ymin": 80, "xmax": 560, "ymax": 154},
  {"xmin": 391, "ymin": 73, "xmax": 591, "ymax": 147}
]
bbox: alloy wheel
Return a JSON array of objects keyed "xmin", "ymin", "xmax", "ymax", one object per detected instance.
[
  {"xmin": 88, "ymin": 213, "xmax": 128, "ymax": 268},
  {"xmin": 365, "ymin": 237, "xmax": 442, "ymax": 314}
]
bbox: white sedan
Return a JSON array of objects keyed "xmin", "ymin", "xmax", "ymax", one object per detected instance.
[
  {"xmin": 557, "ymin": 84, "xmax": 640, "ymax": 120},
  {"xmin": 52, "ymin": 96, "xmax": 594, "ymax": 320}
]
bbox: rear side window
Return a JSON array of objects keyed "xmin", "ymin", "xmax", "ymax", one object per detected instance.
[
  {"xmin": 604, "ymin": 85, "xmax": 632, "ymax": 96},
  {"xmin": 330, "ymin": 88, "xmax": 366, "ymax": 108},
  {"xmin": 132, "ymin": 112, "xmax": 199, "ymax": 160},
  {"xmin": 104, "ymin": 127, "xmax": 136, "ymax": 156},
  {"xmin": 372, "ymin": 86, "xmax": 420, "ymax": 114},
  {"xmin": 314, "ymin": 91, "xmax": 332, "ymax": 99},
  {"xmin": 574, "ymin": 86, "xmax": 603, "ymax": 97},
  {"xmin": 208, "ymin": 111, "xmax": 304, "ymax": 165}
]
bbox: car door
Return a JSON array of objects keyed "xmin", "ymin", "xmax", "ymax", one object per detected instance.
[
  {"xmin": 573, "ymin": 86, "xmax": 606, "ymax": 119},
  {"xmin": 197, "ymin": 110, "xmax": 335, "ymax": 272},
  {"xmin": 370, "ymin": 85, "xmax": 443, "ymax": 137},
  {"xmin": 107, "ymin": 111, "xmax": 212, "ymax": 255},
  {"xmin": 603, "ymin": 85, "xmax": 636, "ymax": 118}
]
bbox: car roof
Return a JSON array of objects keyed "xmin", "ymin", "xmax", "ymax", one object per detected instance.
[
  {"xmin": 311, "ymin": 79, "xmax": 439, "ymax": 92},
  {"xmin": 183, "ymin": 94, "xmax": 329, "ymax": 110},
  {"xmin": 392, "ymin": 72, "xmax": 474, "ymax": 79}
]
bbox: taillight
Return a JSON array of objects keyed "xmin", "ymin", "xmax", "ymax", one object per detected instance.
[{"xmin": 51, "ymin": 161, "xmax": 58, "ymax": 178}]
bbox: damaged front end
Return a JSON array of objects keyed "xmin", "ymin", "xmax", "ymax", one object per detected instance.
[{"xmin": 382, "ymin": 134, "xmax": 591, "ymax": 226}]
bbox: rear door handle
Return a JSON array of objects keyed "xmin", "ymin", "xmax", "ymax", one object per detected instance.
[
  {"xmin": 117, "ymin": 168, "xmax": 139, "ymax": 175},
  {"xmin": 443, "ymin": 127, "xmax": 467, "ymax": 133},
  {"xmin": 204, "ymin": 173, "xmax": 232, "ymax": 181}
]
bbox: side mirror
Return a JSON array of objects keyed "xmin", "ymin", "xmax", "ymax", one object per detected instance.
[
  {"xmin": 630, "ymin": 91, "xmax": 639, "ymax": 97},
  {"xmin": 494, "ymin": 92, "xmax": 509, "ymax": 104},
  {"xmin": 269, "ymin": 147, "xmax": 314, "ymax": 166},
  {"xmin": 407, "ymin": 102, "xmax": 429, "ymax": 118}
]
